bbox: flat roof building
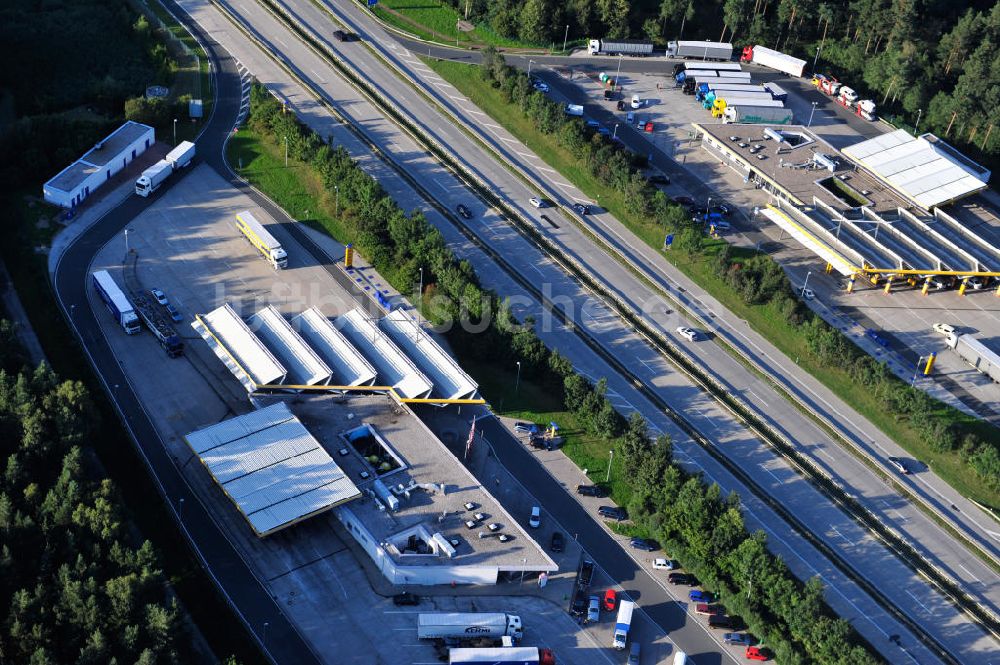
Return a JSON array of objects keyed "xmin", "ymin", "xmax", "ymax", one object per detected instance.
[
  {"xmin": 247, "ymin": 306, "xmax": 332, "ymax": 388},
  {"xmin": 43, "ymin": 121, "xmax": 155, "ymax": 208},
  {"xmin": 336, "ymin": 308, "xmax": 433, "ymax": 399},
  {"xmin": 290, "ymin": 307, "xmax": 377, "ymax": 387},
  {"xmin": 379, "ymin": 309, "xmax": 478, "ymax": 401},
  {"xmin": 184, "ymin": 402, "xmax": 361, "ymax": 536}
]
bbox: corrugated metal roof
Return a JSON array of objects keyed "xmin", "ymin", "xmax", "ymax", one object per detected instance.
[
  {"xmin": 843, "ymin": 130, "xmax": 989, "ymax": 209},
  {"xmin": 380, "ymin": 309, "xmax": 478, "ymax": 401},
  {"xmin": 290, "ymin": 308, "xmax": 377, "ymax": 386},
  {"xmin": 247, "ymin": 306, "xmax": 332, "ymax": 387},
  {"xmin": 183, "ymin": 402, "xmax": 361, "ymax": 537},
  {"xmin": 337, "ymin": 309, "xmax": 433, "ymax": 399},
  {"xmin": 197, "ymin": 304, "xmax": 286, "ymax": 389}
]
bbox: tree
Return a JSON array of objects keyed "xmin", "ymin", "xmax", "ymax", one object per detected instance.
[{"xmin": 124, "ymin": 96, "xmax": 169, "ymax": 128}]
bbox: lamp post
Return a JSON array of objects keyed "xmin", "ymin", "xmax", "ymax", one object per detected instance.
[
  {"xmin": 528, "ymin": 59, "xmax": 536, "ymax": 78},
  {"xmin": 284, "ymin": 135, "xmax": 288, "ymax": 166},
  {"xmin": 178, "ymin": 497, "xmax": 185, "ymax": 523},
  {"xmin": 812, "ymin": 45, "xmax": 821, "ymax": 74},
  {"xmin": 613, "ymin": 123, "xmax": 620, "ymax": 140},
  {"xmin": 515, "ymin": 361, "xmax": 521, "ymax": 395},
  {"xmin": 562, "ymin": 25, "xmax": 569, "ymax": 53},
  {"xmin": 123, "ymin": 228, "xmax": 131, "ymax": 262},
  {"xmin": 335, "ymin": 184, "xmax": 340, "ymax": 215},
  {"xmin": 807, "ymin": 101, "xmax": 818, "ymax": 128},
  {"xmin": 800, "ymin": 271, "xmax": 813, "ymax": 298},
  {"xmin": 520, "ymin": 558, "xmax": 527, "ymax": 585},
  {"xmin": 418, "ymin": 266, "xmax": 423, "ymax": 301},
  {"xmin": 263, "ymin": 622, "xmax": 269, "ymax": 648},
  {"xmin": 173, "ymin": 118, "xmax": 177, "ymax": 146},
  {"xmin": 605, "ymin": 450, "xmax": 614, "ymax": 482},
  {"xmin": 614, "ymin": 54, "xmax": 623, "ymax": 86},
  {"xmin": 911, "ymin": 355, "xmax": 926, "ymax": 386},
  {"xmin": 915, "ymin": 108, "xmax": 923, "ymax": 133}
]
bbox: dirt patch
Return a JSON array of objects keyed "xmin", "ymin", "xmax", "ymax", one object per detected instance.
[{"xmin": 456, "ymin": 20, "xmax": 474, "ymax": 33}]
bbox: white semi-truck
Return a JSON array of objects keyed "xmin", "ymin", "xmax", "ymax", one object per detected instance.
[
  {"xmin": 92, "ymin": 270, "xmax": 141, "ymax": 334},
  {"xmin": 667, "ymin": 40, "xmax": 733, "ymax": 61},
  {"xmin": 135, "ymin": 141, "xmax": 196, "ymax": 197},
  {"xmin": 722, "ymin": 105, "xmax": 795, "ymax": 124},
  {"xmin": 588, "ymin": 39, "xmax": 653, "ymax": 56},
  {"xmin": 740, "ymin": 45, "xmax": 807, "ymax": 77},
  {"xmin": 947, "ymin": 333, "xmax": 1000, "ymax": 383},
  {"xmin": 418, "ymin": 613, "xmax": 524, "ymax": 642},
  {"xmin": 449, "ymin": 647, "xmax": 555, "ymax": 665},
  {"xmin": 235, "ymin": 210, "xmax": 288, "ymax": 269}
]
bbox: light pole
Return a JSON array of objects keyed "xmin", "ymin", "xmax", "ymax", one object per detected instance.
[
  {"xmin": 528, "ymin": 59, "xmax": 535, "ymax": 78},
  {"xmin": 335, "ymin": 184, "xmax": 340, "ymax": 215},
  {"xmin": 178, "ymin": 497, "xmax": 185, "ymax": 522},
  {"xmin": 520, "ymin": 558, "xmax": 527, "ymax": 585},
  {"xmin": 123, "ymin": 228, "xmax": 131, "ymax": 262},
  {"xmin": 418, "ymin": 266, "xmax": 423, "ymax": 301},
  {"xmin": 284, "ymin": 135, "xmax": 288, "ymax": 166},
  {"xmin": 515, "ymin": 361, "xmax": 521, "ymax": 395},
  {"xmin": 800, "ymin": 271, "xmax": 813, "ymax": 298},
  {"xmin": 605, "ymin": 450, "xmax": 614, "ymax": 482},
  {"xmin": 812, "ymin": 45, "xmax": 821, "ymax": 74},
  {"xmin": 807, "ymin": 101, "xmax": 818, "ymax": 127},
  {"xmin": 911, "ymin": 355, "xmax": 926, "ymax": 386},
  {"xmin": 173, "ymin": 118, "xmax": 177, "ymax": 146},
  {"xmin": 562, "ymin": 25, "xmax": 569, "ymax": 53},
  {"xmin": 706, "ymin": 196, "xmax": 712, "ymax": 223},
  {"xmin": 263, "ymin": 622, "xmax": 269, "ymax": 648},
  {"xmin": 614, "ymin": 54, "xmax": 623, "ymax": 86},
  {"xmin": 612, "ymin": 123, "xmax": 620, "ymax": 140},
  {"xmin": 915, "ymin": 108, "xmax": 923, "ymax": 133}
]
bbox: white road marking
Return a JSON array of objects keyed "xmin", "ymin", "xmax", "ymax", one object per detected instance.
[
  {"xmin": 958, "ymin": 563, "xmax": 981, "ymax": 583},
  {"xmin": 906, "ymin": 589, "xmax": 933, "ymax": 615},
  {"xmin": 747, "ymin": 389, "xmax": 768, "ymax": 406},
  {"xmin": 516, "ymin": 151, "xmax": 534, "ymax": 158}
]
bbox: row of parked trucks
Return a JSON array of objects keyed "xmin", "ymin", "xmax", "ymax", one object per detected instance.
[
  {"xmin": 810, "ymin": 73, "xmax": 877, "ymax": 120},
  {"xmin": 91, "ymin": 270, "xmax": 183, "ymax": 357},
  {"xmin": 134, "ymin": 141, "xmax": 196, "ymax": 197},
  {"xmin": 675, "ymin": 62, "xmax": 794, "ymax": 125}
]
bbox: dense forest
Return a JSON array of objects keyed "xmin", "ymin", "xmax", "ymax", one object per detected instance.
[
  {"xmin": 0, "ymin": 326, "xmax": 185, "ymax": 664},
  {"xmin": 447, "ymin": 0, "xmax": 1000, "ymax": 162}
]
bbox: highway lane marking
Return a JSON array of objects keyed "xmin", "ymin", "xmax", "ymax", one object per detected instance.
[
  {"xmin": 310, "ymin": 69, "xmax": 325, "ymax": 82},
  {"xmin": 538, "ymin": 166, "xmax": 557, "ymax": 173},
  {"xmin": 747, "ymin": 389, "xmax": 767, "ymax": 405},
  {"xmin": 958, "ymin": 563, "xmax": 982, "ymax": 584},
  {"xmin": 484, "ymin": 123, "xmax": 501, "ymax": 129},
  {"xmin": 516, "ymin": 151, "xmax": 534, "ymax": 159},
  {"xmin": 499, "ymin": 137, "xmax": 519, "ymax": 145},
  {"xmin": 434, "ymin": 180, "xmax": 449, "ymax": 193},
  {"xmin": 905, "ymin": 589, "xmax": 934, "ymax": 615},
  {"xmin": 818, "ymin": 448, "xmax": 835, "ymax": 462},
  {"xmin": 448, "ymin": 95, "xmax": 464, "ymax": 101},
  {"xmin": 431, "ymin": 81, "xmax": 450, "ymax": 90},
  {"xmin": 758, "ymin": 464, "xmax": 782, "ymax": 484},
  {"xmin": 829, "ymin": 525, "xmax": 853, "ymax": 545},
  {"xmin": 275, "ymin": 37, "xmax": 288, "ymax": 48}
]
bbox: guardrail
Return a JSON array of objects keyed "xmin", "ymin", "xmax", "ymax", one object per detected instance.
[{"xmin": 215, "ymin": 0, "xmax": 993, "ymax": 656}]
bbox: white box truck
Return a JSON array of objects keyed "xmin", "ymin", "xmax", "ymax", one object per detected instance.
[
  {"xmin": 418, "ymin": 613, "xmax": 524, "ymax": 642},
  {"xmin": 612, "ymin": 600, "xmax": 635, "ymax": 649},
  {"xmin": 135, "ymin": 140, "xmax": 196, "ymax": 196},
  {"xmin": 91, "ymin": 270, "xmax": 141, "ymax": 334},
  {"xmin": 740, "ymin": 45, "xmax": 807, "ymax": 77},
  {"xmin": 588, "ymin": 39, "xmax": 653, "ymax": 56},
  {"xmin": 723, "ymin": 105, "xmax": 795, "ymax": 124},
  {"xmin": 564, "ymin": 104, "xmax": 584, "ymax": 116},
  {"xmin": 948, "ymin": 333, "xmax": 1000, "ymax": 383},
  {"xmin": 667, "ymin": 41, "xmax": 733, "ymax": 61}
]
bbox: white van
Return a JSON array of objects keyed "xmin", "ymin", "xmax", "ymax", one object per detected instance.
[{"xmin": 529, "ymin": 506, "xmax": 541, "ymax": 528}]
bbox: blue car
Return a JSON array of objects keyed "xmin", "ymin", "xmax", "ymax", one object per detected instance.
[{"xmin": 689, "ymin": 590, "xmax": 716, "ymax": 603}]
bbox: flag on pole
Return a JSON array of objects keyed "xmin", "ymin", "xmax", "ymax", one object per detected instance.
[{"xmin": 464, "ymin": 416, "xmax": 477, "ymax": 460}]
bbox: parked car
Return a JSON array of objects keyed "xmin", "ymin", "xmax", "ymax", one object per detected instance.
[
  {"xmin": 577, "ymin": 484, "xmax": 606, "ymax": 497},
  {"xmin": 587, "ymin": 595, "xmax": 601, "ymax": 623},
  {"xmin": 676, "ymin": 326, "xmax": 699, "ymax": 342},
  {"xmin": 695, "ymin": 603, "xmax": 723, "ymax": 616},
  {"xmin": 150, "ymin": 288, "xmax": 168, "ymax": 306},
  {"xmin": 668, "ymin": 572, "xmax": 696, "ymax": 585},
  {"xmin": 709, "ymin": 615, "xmax": 734, "ymax": 629},
  {"xmin": 165, "ymin": 304, "xmax": 183, "ymax": 323},
  {"xmin": 630, "ymin": 537, "xmax": 657, "ymax": 552},
  {"xmin": 598, "ymin": 127, "xmax": 611, "ymax": 136},
  {"xmin": 710, "ymin": 203, "xmax": 732, "ymax": 217},
  {"xmin": 745, "ymin": 646, "xmax": 770, "ymax": 661},
  {"xmin": 617, "ymin": 100, "xmax": 627, "ymax": 111},
  {"xmin": 392, "ymin": 592, "xmax": 420, "ymax": 606},
  {"xmin": 570, "ymin": 592, "xmax": 588, "ymax": 616},
  {"xmin": 533, "ymin": 81, "xmax": 550, "ymax": 93},
  {"xmin": 579, "ymin": 559, "xmax": 595, "ymax": 588},
  {"xmin": 602, "ymin": 588, "xmax": 617, "ymax": 611},
  {"xmin": 514, "ymin": 421, "xmax": 539, "ymax": 434},
  {"xmin": 688, "ymin": 204, "xmax": 708, "ymax": 216},
  {"xmin": 586, "ymin": 119, "xmax": 600, "ymax": 129},
  {"xmin": 648, "ymin": 174, "xmax": 670, "ymax": 185},
  {"xmin": 573, "ymin": 202, "xmax": 591, "ymax": 215},
  {"xmin": 724, "ymin": 633, "xmax": 754, "ymax": 646},
  {"xmin": 550, "ymin": 531, "xmax": 564, "ymax": 553},
  {"xmin": 689, "ymin": 590, "xmax": 715, "ymax": 603},
  {"xmin": 626, "ymin": 111, "xmax": 635, "ymax": 124},
  {"xmin": 598, "ymin": 505, "xmax": 627, "ymax": 521},
  {"xmin": 627, "ymin": 642, "xmax": 641, "ymax": 665},
  {"xmin": 933, "ymin": 322, "xmax": 956, "ymax": 335},
  {"xmin": 887, "ymin": 456, "xmax": 909, "ymax": 474},
  {"xmin": 529, "ymin": 197, "xmax": 545, "ymax": 208},
  {"xmin": 801, "ymin": 288, "xmax": 815, "ymax": 300},
  {"xmin": 332, "ymin": 29, "xmax": 347, "ymax": 42},
  {"xmin": 630, "ymin": 94, "xmax": 643, "ymax": 109},
  {"xmin": 652, "ymin": 557, "xmax": 676, "ymax": 570},
  {"xmin": 456, "ymin": 204, "xmax": 472, "ymax": 219},
  {"xmin": 529, "ymin": 506, "xmax": 541, "ymax": 528},
  {"xmin": 673, "ymin": 195, "xmax": 694, "ymax": 206}
]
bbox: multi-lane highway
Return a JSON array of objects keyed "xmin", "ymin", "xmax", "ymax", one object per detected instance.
[
  {"xmin": 156, "ymin": 0, "xmax": 994, "ymax": 661},
  {"xmin": 51, "ymin": 0, "xmax": 1000, "ymax": 663}
]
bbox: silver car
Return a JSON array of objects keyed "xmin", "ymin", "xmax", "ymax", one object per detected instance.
[{"xmin": 586, "ymin": 595, "xmax": 600, "ymax": 623}]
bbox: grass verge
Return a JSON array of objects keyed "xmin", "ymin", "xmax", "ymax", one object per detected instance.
[
  {"xmin": 422, "ymin": 57, "xmax": 1000, "ymax": 511},
  {"xmin": 370, "ymin": 0, "xmax": 544, "ymax": 50}
]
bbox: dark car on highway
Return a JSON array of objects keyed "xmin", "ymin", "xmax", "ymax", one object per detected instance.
[
  {"xmin": 456, "ymin": 204, "xmax": 472, "ymax": 219},
  {"xmin": 550, "ymin": 531, "xmax": 565, "ymax": 553},
  {"xmin": 392, "ymin": 592, "xmax": 420, "ymax": 606},
  {"xmin": 573, "ymin": 202, "xmax": 591, "ymax": 215},
  {"xmin": 577, "ymin": 484, "xmax": 606, "ymax": 497}
]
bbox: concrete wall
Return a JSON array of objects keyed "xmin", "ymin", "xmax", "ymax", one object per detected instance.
[{"xmin": 335, "ymin": 507, "xmax": 499, "ymax": 586}]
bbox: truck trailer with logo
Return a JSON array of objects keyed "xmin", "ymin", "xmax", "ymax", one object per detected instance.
[
  {"xmin": 418, "ymin": 613, "xmax": 524, "ymax": 643},
  {"xmin": 235, "ymin": 210, "xmax": 288, "ymax": 269}
]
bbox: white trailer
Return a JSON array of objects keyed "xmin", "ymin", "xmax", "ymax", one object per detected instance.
[
  {"xmin": 715, "ymin": 94, "xmax": 784, "ymax": 108},
  {"xmin": 705, "ymin": 84, "xmax": 769, "ymax": 95},
  {"xmin": 683, "ymin": 62, "xmax": 743, "ymax": 72},
  {"xmin": 715, "ymin": 72, "xmax": 753, "ymax": 81},
  {"xmin": 742, "ymin": 45, "xmax": 807, "ymax": 77},
  {"xmin": 588, "ymin": 39, "xmax": 653, "ymax": 56},
  {"xmin": 166, "ymin": 141, "xmax": 196, "ymax": 169},
  {"xmin": 948, "ymin": 334, "xmax": 1000, "ymax": 383},
  {"xmin": 763, "ymin": 82, "xmax": 788, "ymax": 101},
  {"xmin": 418, "ymin": 614, "xmax": 524, "ymax": 642},
  {"xmin": 723, "ymin": 105, "xmax": 795, "ymax": 124},
  {"xmin": 135, "ymin": 140, "xmax": 196, "ymax": 196},
  {"xmin": 667, "ymin": 40, "xmax": 733, "ymax": 61}
]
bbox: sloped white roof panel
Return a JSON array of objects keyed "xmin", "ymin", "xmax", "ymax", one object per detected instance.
[
  {"xmin": 380, "ymin": 309, "xmax": 478, "ymax": 401},
  {"xmin": 291, "ymin": 308, "xmax": 377, "ymax": 386},
  {"xmin": 843, "ymin": 129, "xmax": 989, "ymax": 209},
  {"xmin": 336, "ymin": 309, "xmax": 433, "ymax": 399},
  {"xmin": 247, "ymin": 306, "xmax": 331, "ymax": 387},
  {"xmin": 198, "ymin": 304, "xmax": 286, "ymax": 389},
  {"xmin": 183, "ymin": 402, "xmax": 360, "ymax": 537}
]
